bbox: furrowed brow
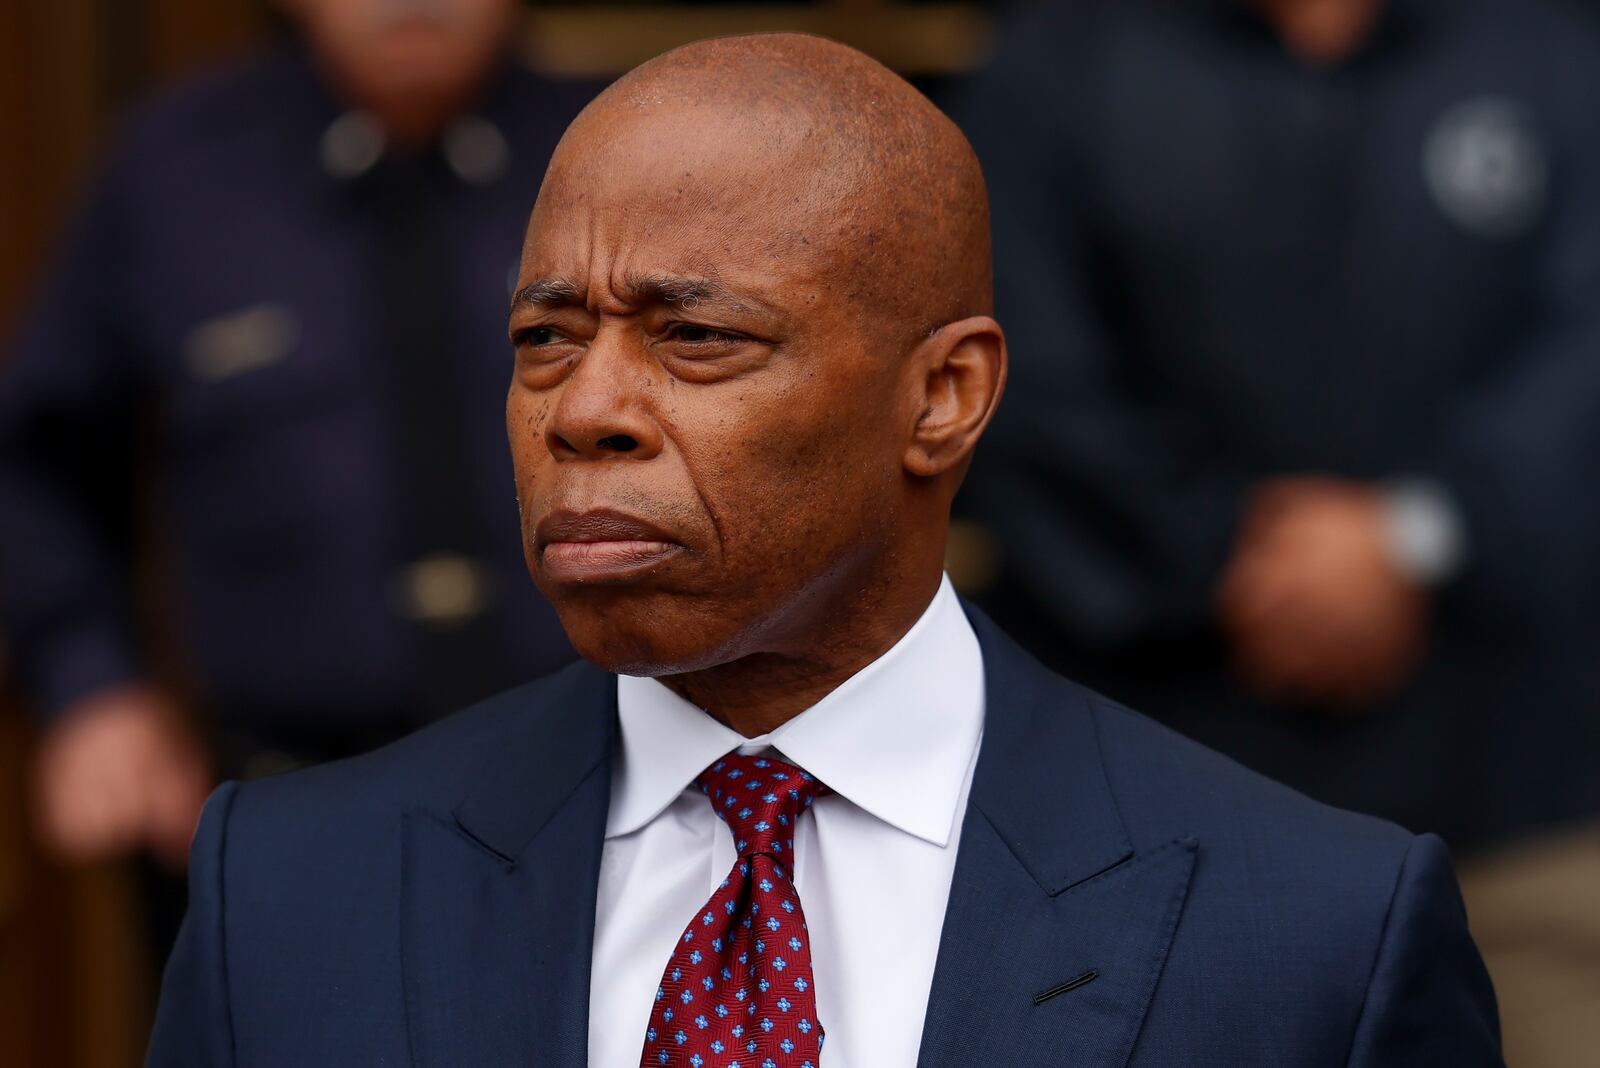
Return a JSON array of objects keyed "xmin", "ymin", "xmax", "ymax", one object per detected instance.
[
  {"xmin": 623, "ymin": 273, "xmax": 748, "ymax": 314},
  {"xmin": 511, "ymin": 278, "xmax": 583, "ymax": 311}
]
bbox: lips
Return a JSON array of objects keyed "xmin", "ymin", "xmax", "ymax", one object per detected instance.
[{"xmin": 535, "ymin": 508, "xmax": 685, "ymax": 583}]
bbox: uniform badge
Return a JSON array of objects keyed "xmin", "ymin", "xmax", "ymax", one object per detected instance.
[
  {"xmin": 183, "ymin": 302, "xmax": 299, "ymax": 382},
  {"xmin": 1423, "ymin": 95, "xmax": 1548, "ymax": 240}
]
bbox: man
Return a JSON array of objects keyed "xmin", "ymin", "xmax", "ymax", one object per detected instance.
[
  {"xmin": 147, "ymin": 34, "xmax": 1501, "ymax": 1066},
  {"xmin": 0, "ymin": 0, "xmax": 584, "ymax": 890},
  {"xmin": 951, "ymin": 2, "xmax": 1600, "ymax": 1060},
  {"xmin": 955, "ymin": 0, "xmax": 1600, "ymax": 850}
]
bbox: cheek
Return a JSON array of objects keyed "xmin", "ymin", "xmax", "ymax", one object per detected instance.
[
  {"xmin": 505, "ymin": 389, "xmax": 554, "ymax": 495},
  {"xmin": 681, "ymin": 370, "xmax": 901, "ymax": 562}
]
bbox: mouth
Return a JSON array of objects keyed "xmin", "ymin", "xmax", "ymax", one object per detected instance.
[{"xmin": 535, "ymin": 508, "xmax": 686, "ymax": 584}]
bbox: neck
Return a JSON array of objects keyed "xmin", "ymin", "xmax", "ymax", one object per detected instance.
[
  {"xmin": 1252, "ymin": 0, "xmax": 1384, "ymax": 67},
  {"xmin": 661, "ymin": 565, "xmax": 946, "ymax": 738}
]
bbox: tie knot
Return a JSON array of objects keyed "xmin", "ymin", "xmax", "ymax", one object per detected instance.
[{"xmin": 695, "ymin": 752, "xmax": 827, "ymax": 858}]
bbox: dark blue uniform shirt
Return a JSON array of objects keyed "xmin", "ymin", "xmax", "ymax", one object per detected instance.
[
  {"xmin": 956, "ymin": 0, "xmax": 1600, "ymax": 849},
  {"xmin": 0, "ymin": 45, "xmax": 594, "ymax": 737}
]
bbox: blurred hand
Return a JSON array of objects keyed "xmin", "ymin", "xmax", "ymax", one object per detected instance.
[
  {"xmin": 32, "ymin": 684, "xmax": 213, "ymax": 870},
  {"xmin": 1217, "ymin": 477, "xmax": 1428, "ymax": 709}
]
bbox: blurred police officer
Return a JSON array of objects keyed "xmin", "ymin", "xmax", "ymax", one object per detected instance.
[
  {"xmin": 957, "ymin": 1, "xmax": 1600, "ymax": 1062},
  {"xmin": 0, "ymin": 0, "xmax": 587, "ymax": 900}
]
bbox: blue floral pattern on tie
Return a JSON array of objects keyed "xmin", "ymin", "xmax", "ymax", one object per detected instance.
[{"xmin": 638, "ymin": 753, "xmax": 829, "ymax": 1067}]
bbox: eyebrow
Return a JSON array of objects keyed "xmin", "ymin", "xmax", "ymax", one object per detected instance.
[
  {"xmin": 510, "ymin": 273, "xmax": 762, "ymax": 316},
  {"xmin": 510, "ymin": 277, "xmax": 583, "ymax": 311}
]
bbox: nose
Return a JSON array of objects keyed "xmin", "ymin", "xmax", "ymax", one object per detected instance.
[{"xmin": 543, "ymin": 324, "xmax": 664, "ymax": 463}]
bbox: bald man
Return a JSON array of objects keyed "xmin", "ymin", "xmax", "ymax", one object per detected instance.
[{"xmin": 147, "ymin": 35, "xmax": 1501, "ymax": 1067}]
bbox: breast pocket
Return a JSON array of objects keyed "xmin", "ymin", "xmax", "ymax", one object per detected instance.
[
  {"xmin": 166, "ymin": 300, "xmax": 366, "ymax": 448},
  {"xmin": 183, "ymin": 301, "xmax": 299, "ymax": 383}
]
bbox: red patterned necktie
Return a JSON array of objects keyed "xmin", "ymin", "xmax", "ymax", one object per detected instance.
[{"xmin": 638, "ymin": 753, "xmax": 830, "ymax": 1068}]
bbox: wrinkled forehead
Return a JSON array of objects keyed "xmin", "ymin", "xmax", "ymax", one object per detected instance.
[
  {"xmin": 522, "ymin": 98, "xmax": 855, "ymax": 289},
  {"xmin": 553, "ymin": 81, "xmax": 824, "ymax": 180}
]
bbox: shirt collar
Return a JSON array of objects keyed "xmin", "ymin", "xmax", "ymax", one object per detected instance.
[
  {"xmin": 608, "ymin": 575, "xmax": 985, "ymax": 848},
  {"xmin": 306, "ymin": 41, "xmax": 521, "ymax": 186}
]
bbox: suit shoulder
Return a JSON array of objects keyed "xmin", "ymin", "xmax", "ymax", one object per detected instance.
[
  {"xmin": 971, "ymin": 606, "xmax": 1416, "ymax": 875},
  {"xmin": 224, "ymin": 661, "xmax": 605, "ymax": 844},
  {"xmin": 1080, "ymin": 692, "xmax": 1440, "ymax": 997},
  {"xmin": 1087, "ymin": 691, "xmax": 1415, "ymax": 866}
]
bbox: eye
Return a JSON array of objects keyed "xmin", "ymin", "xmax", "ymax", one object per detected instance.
[
  {"xmin": 650, "ymin": 319, "xmax": 771, "ymax": 383},
  {"xmin": 665, "ymin": 323, "xmax": 742, "ymax": 345},
  {"xmin": 513, "ymin": 325, "xmax": 563, "ymax": 347}
]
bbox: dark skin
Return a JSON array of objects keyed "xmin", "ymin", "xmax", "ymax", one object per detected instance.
[
  {"xmin": 1218, "ymin": 478, "xmax": 1428, "ymax": 708},
  {"xmin": 507, "ymin": 35, "xmax": 1005, "ymax": 737}
]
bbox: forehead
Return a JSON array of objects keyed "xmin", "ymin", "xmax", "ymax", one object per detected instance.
[{"xmin": 521, "ymin": 100, "xmax": 844, "ymax": 290}]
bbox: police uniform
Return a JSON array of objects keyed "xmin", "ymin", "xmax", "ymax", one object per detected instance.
[
  {"xmin": 955, "ymin": 4, "xmax": 1600, "ymax": 1060},
  {"xmin": 954, "ymin": 0, "xmax": 1600, "ymax": 851},
  {"xmin": 0, "ymin": 43, "xmax": 593, "ymax": 766}
]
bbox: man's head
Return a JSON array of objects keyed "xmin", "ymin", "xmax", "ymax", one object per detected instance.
[
  {"xmin": 283, "ymin": 0, "xmax": 517, "ymax": 140},
  {"xmin": 508, "ymin": 34, "xmax": 1005, "ymax": 678}
]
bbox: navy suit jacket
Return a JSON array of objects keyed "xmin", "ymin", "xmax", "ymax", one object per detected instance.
[{"xmin": 148, "ymin": 611, "xmax": 1502, "ymax": 1066}]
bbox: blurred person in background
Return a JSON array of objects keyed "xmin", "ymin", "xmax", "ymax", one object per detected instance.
[
  {"xmin": 0, "ymin": 0, "xmax": 586, "ymax": 961},
  {"xmin": 956, "ymin": 0, "xmax": 1600, "ymax": 1062}
]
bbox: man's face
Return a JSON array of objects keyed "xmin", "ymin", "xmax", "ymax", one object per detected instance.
[
  {"xmin": 286, "ymin": 0, "xmax": 515, "ymax": 105},
  {"xmin": 507, "ymin": 103, "xmax": 922, "ymax": 674}
]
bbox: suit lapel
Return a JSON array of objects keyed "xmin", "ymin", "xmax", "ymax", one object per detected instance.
[
  {"xmin": 396, "ymin": 610, "xmax": 1196, "ymax": 1067},
  {"xmin": 402, "ymin": 662, "xmax": 616, "ymax": 1068},
  {"xmin": 917, "ymin": 610, "xmax": 1198, "ymax": 1068}
]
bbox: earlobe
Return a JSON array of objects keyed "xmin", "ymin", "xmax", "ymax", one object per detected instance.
[{"xmin": 903, "ymin": 316, "xmax": 1007, "ymax": 478}]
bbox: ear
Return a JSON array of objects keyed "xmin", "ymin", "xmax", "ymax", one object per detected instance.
[{"xmin": 903, "ymin": 316, "xmax": 1008, "ymax": 478}]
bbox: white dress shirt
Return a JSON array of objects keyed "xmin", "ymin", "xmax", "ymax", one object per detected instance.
[{"xmin": 588, "ymin": 575, "xmax": 986, "ymax": 1067}]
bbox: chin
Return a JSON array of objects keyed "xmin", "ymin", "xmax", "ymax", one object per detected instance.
[{"xmin": 552, "ymin": 594, "xmax": 748, "ymax": 678}]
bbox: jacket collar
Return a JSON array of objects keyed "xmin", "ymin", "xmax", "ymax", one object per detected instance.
[
  {"xmin": 607, "ymin": 576, "xmax": 984, "ymax": 848},
  {"xmin": 917, "ymin": 606, "xmax": 1194, "ymax": 1068},
  {"xmin": 964, "ymin": 604, "xmax": 1135, "ymax": 892},
  {"xmin": 405, "ymin": 661, "xmax": 618, "ymax": 1068},
  {"xmin": 446, "ymin": 602, "xmax": 1137, "ymax": 885},
  {"xmin": 451, "ymin": 657, "xmax": 618, "ymax": 863},
  {"xmin": 446, "ymin": 599, "xmax": 1135, "ymax": 883},
  {"xmin": 408, "ymin": 604, "xmax": 1191, "ymax": 1068}
]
